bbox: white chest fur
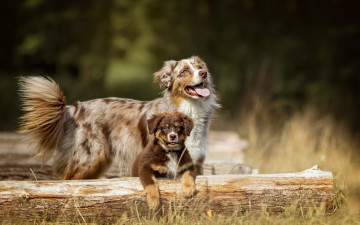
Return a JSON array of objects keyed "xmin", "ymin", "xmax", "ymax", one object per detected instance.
[
  {"xmin": 178, "ymin": 99, "xmax": 213, "ymax": 162},
  {"xmin": 166, "ymin": 153, "xmax": 179, "ymax": 178}
]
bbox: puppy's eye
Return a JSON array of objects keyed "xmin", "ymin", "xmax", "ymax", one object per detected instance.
[
  {"xmin": 198, "ymin": 66, "xmax": 203, "ymax": 69},
  {"xmin": 177, "ymin": 126, "xmax": 184, "ymax": 131},
  {"xmin": 162, "ymin": 127, "xmax": 168, "ymax": 131}
]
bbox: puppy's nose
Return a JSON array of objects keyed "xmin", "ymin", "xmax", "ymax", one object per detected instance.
[
  {"xmin": 169, "ymin": 134, "xmax": 177, "ymax": 140},
  {"xmin": 199, "ymin": 70, "xmax": 207, "ymax": 79}
]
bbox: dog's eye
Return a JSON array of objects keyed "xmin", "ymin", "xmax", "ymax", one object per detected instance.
[
  {"xmin": 162, "ymin": 127, "xmax": 168, "ymax": 131},
  {"xmin": 178, "ymin": 68, "xmax": 190, "ymax": 77},
  {"xmin": 198, "ymin": 65, "xmax": 203, "ymax": 69},
  {"xmin": 181, "ymin": 69, "xmax": 189, "ymax": 74},
  {"xmin": 177, "ymin": 126, "xmax": 184, "ymax": 131}
]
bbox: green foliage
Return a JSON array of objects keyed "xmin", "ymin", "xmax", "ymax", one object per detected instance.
[{"xmin": 0, "ymin": 0, "xmax": 359, "ymax": 131}]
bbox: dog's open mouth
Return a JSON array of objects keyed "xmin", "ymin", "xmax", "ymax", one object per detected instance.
[
  {"xmin": 185, "ymin": 82, "xmax": 210, "ymax": 97},
  {"xmin": 167, "ymin": 142, "xmax": 179, "ymax": 146}
]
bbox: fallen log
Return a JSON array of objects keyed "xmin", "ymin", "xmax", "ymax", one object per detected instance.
[
  {"xmin": 0, "ymin": 166, "xmax": 334, "ymax": 222},
  {"xmin": 0, "ymin": 157, "xmax": 257, "ymax": 180},
  {"xmin": 0, "ymin": 163, "xmax": 257, "ymax": 180},
  {"xmin": 0, "ymin": 131, "xmax": 257, "ymax": 178}
]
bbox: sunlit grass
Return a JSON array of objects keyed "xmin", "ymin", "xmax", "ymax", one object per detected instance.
[
  {"xmin": 238, "ymin": 103, "xmax": 360, "ymax": 216},
  {"xmin": 6, "ymin": 200, "xmax": 360, "ymax": 225},
  {"xmin": 3, "ymin": 103, "xmax": 360, "ymax": 224}
]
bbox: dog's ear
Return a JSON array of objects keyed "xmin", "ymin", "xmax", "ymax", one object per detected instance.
[
  {"xmin": 147, "ymin": 114, "xmax": 162, "ymax": 135},
  {"xmin": 191, "ymin": 56, "xmax": 208, "ymax": 70},
  {"xmin": 154, "ymin": 60, "xmax": 178, "ymax": 88},
  {"xmin": 181, "ymin": 115, "xmax": 194, "ymax": 136}
]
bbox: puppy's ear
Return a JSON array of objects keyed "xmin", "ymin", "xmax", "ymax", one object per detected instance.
[
  {"xmin": 182, "ymin": 115, "xmax": 194, "ymax": 136},
  {"xmin": 154, "ymin": 60, "xmax": 178, "ymax": 88},
  {"xmin": 147, "ymin": 115, "xmax": 162, "ymax": 135}
]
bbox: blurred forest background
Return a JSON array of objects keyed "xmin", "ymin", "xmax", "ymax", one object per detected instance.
[
  {"xmin": 0, "ymin": 2, "xmax": 359, "ymax": 144},
  {"xmin": 0, "ymin": 0, "xmax": 359, "ymax": 132},
  {"xmin": 1, "ymin": 0, "xmax": 360, "ymax": 212}
]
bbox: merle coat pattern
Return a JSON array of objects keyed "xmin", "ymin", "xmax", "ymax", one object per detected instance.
[{"xmin": 18, "ymin": 56, "xmax": 219, "ymax": 179}]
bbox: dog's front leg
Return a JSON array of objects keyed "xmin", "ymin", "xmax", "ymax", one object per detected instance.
[
  {"xmin": 181, "ymin": 165, "xmax": 197, "ymax": 198},
  {"xmin": 195, "ymin": 155, "xmax": 205, "ymax": 175},
  {"xmin": 139, "ymin": 166, "xmax": 160, "ymax": 209}
]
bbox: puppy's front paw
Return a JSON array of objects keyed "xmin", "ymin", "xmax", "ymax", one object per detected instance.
[
  {"xmin": 145, "ymin": 184, "xmax": 160, "ymax": 209},
  {"xmin": 181, "ymin": 170, "xmax": 196, "ymax": 198},
  {"xmin": 182, "ymin": 184, "xmax": 196, "ymax": 198},
  {"xmin": 147, "ymin": 193, "xmax": 160, "ymax": 209}
]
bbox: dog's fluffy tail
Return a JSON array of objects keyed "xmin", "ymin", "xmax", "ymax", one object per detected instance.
[{"xmin": 18, "ymin": 76, "xmax": 66, "ymax": 162}]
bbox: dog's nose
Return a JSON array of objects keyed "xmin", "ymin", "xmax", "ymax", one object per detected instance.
[
  {"xmin": 199, "ymin": 70, "xmax": 207, "ymax": 79},
  {"xmin": 169, "ymin": 134, "xmax": 177, "ymax": 140}
]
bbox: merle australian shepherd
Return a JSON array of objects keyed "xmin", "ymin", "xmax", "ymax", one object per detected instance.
[{"xmin": 18, "ymin": 56, "xmax": 219, "ymax": 180}]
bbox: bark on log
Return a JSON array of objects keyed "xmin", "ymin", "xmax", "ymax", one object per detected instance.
[{"xmin": 0, "ymin": 166, "xmax": 334, "ymax": 222}]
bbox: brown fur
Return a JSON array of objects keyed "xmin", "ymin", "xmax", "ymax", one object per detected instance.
[
  {"xmin": 145, "ymin": 181, "xmax": 160, "ymax": 209},
  {"xmin": 132, "ymin": 112, "xmax": 196, "ymax": 209}
]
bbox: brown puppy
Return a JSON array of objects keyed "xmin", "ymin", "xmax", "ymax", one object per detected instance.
[{"xmin": 132, "ymin": 112, "xmax": 196, "ymax": 209}]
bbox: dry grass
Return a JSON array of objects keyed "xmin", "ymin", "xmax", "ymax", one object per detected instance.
[
  {"xmin": 8, "ymin": 203, "xmax": 360, "ymax": 225},
  {"xmin": 238, "ymin": 102, "xmax": 360, "ymax": 216},
  {"xmin": 3, "ymin": 103, "xmax": 360, "ymax": 224}
]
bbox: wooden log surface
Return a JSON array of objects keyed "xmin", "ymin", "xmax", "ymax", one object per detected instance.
[{"xmin": 0, "ymin": 166, "xmax": 334, "ymax": 222}]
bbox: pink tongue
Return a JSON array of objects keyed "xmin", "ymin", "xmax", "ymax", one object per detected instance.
[{"xmin": 194, "ymin": 87, "xmax": 210, "ymax": 97}]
